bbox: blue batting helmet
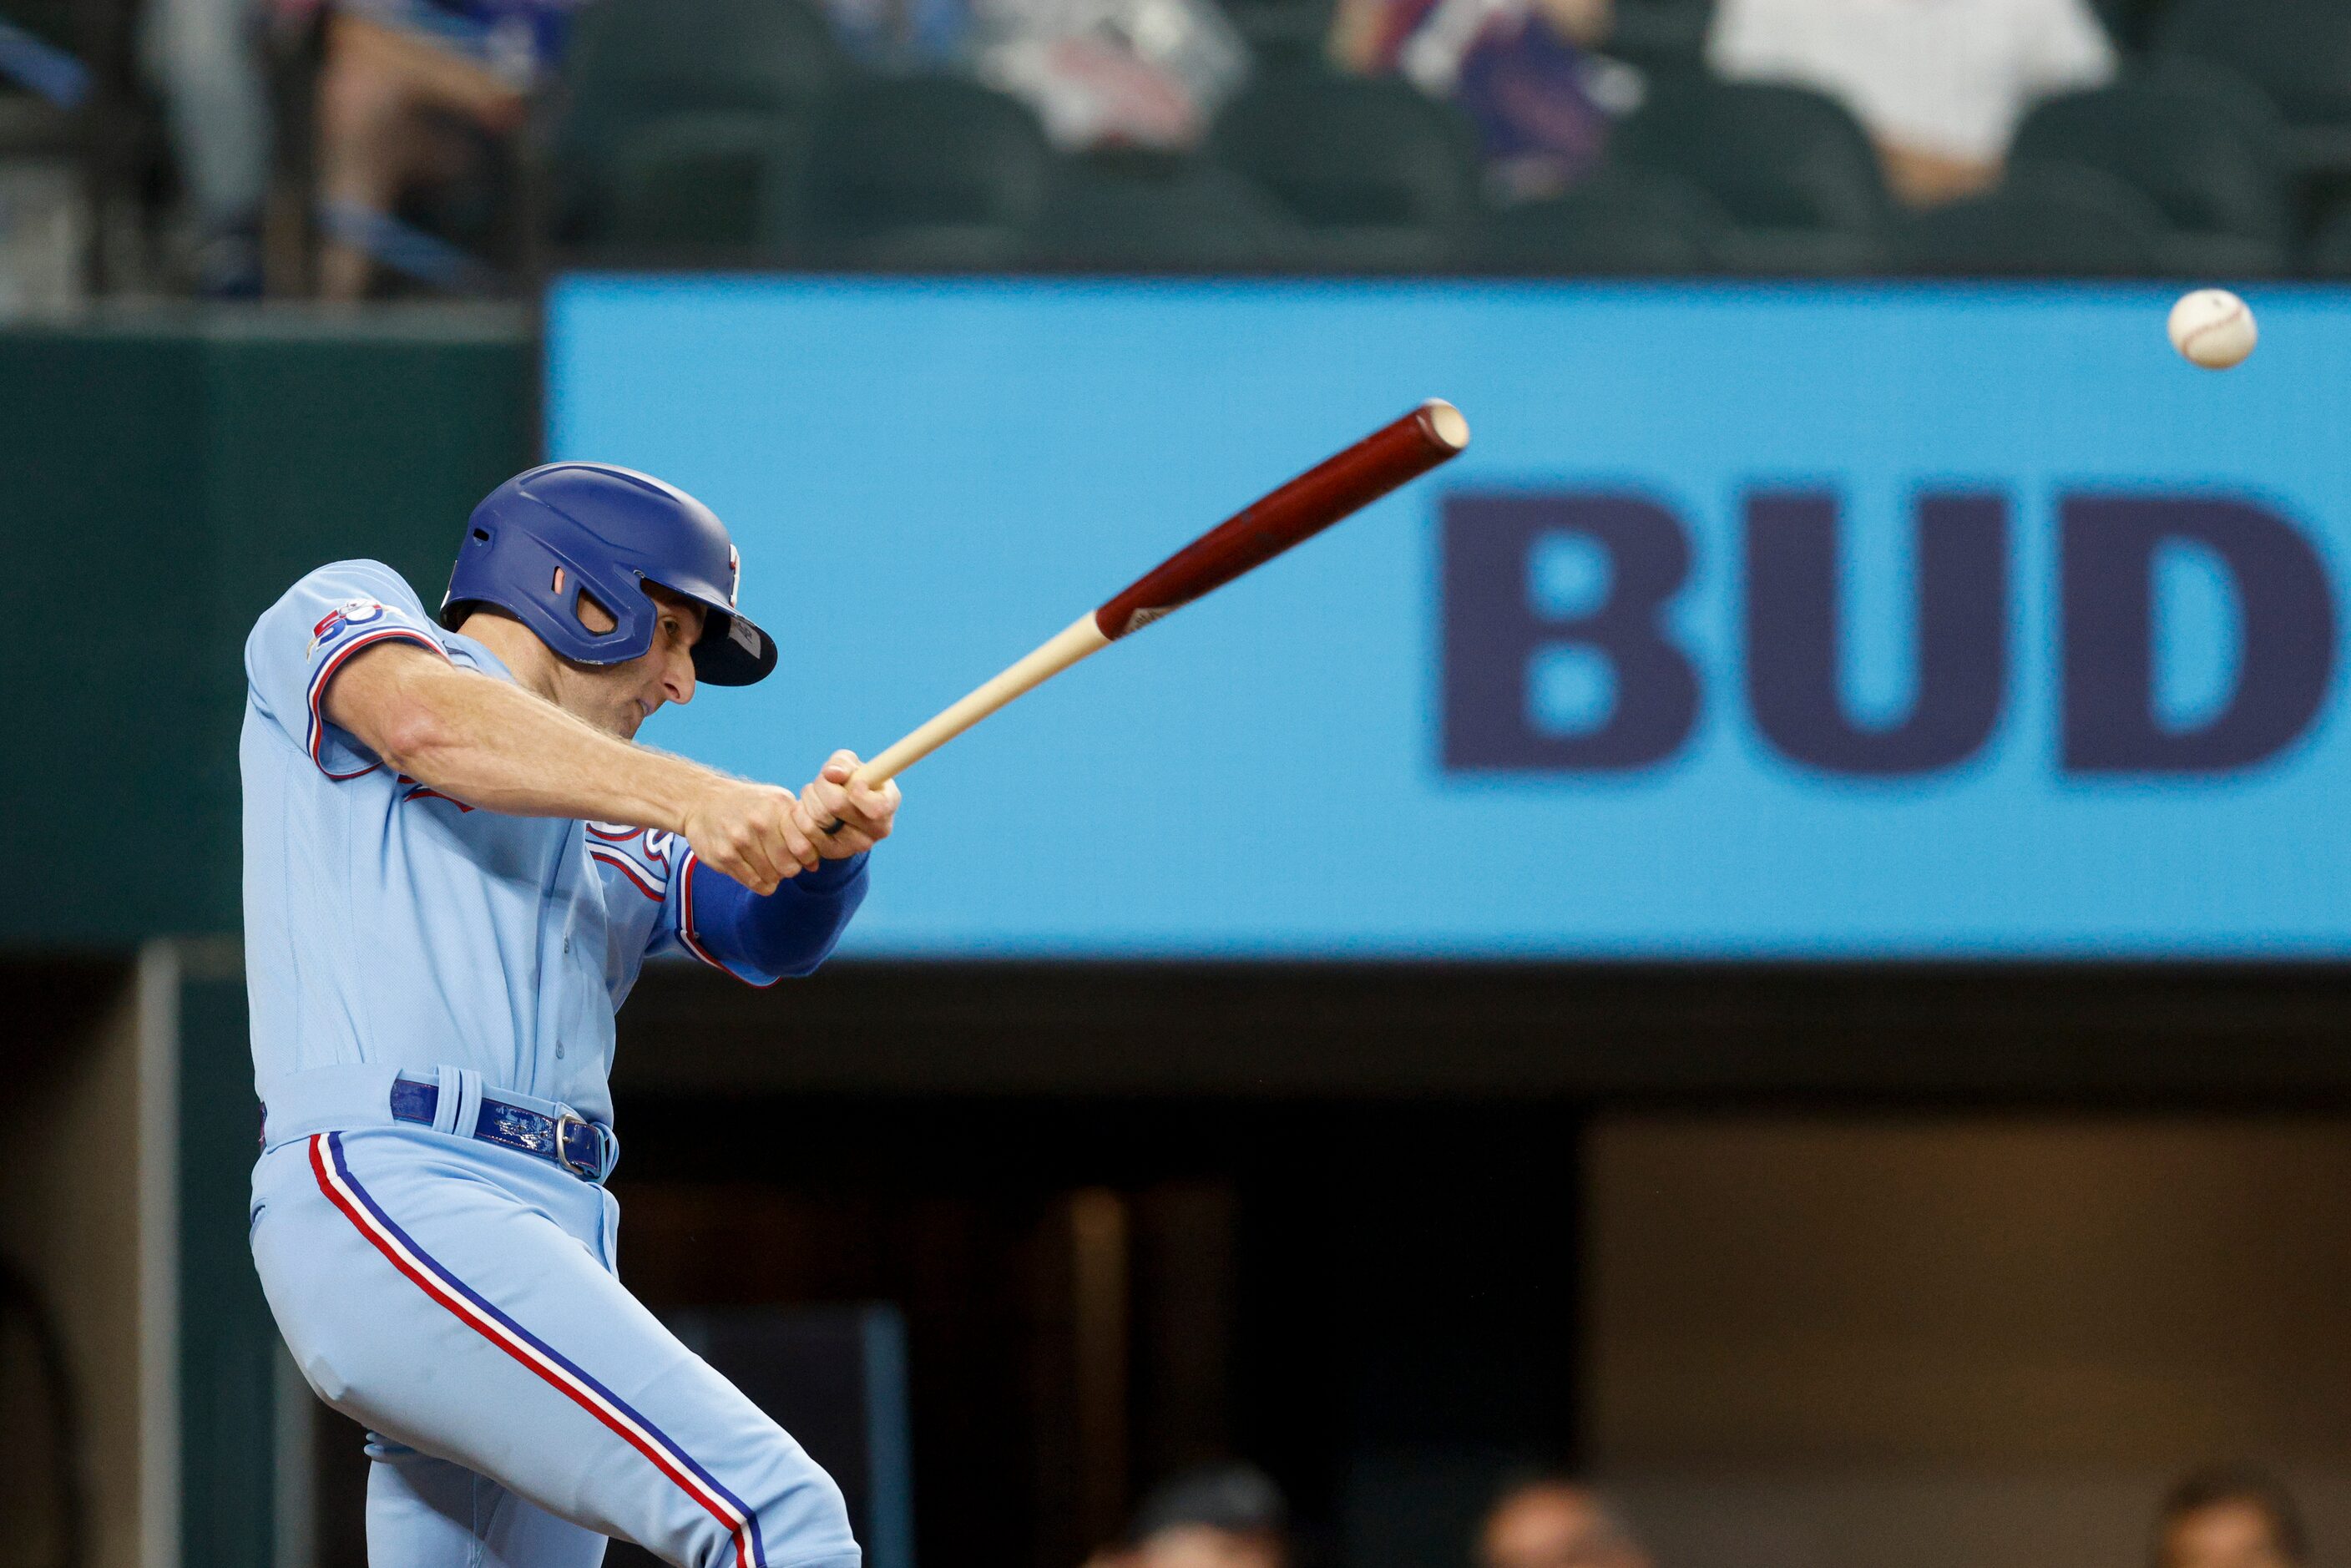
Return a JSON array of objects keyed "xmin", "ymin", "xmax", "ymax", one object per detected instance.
[{"xmin": 440, "ymin": 463, "xmax": 776, "ymax": 685}]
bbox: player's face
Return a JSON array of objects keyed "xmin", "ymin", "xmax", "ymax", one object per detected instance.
[{"xmin": 569, "ymin": 586, "xmax": 705, "ymax": 741}]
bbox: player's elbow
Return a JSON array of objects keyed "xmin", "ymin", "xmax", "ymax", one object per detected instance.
[{"xmin": 370, "ymin": 699, "xmax": 461, "ymax": 780}]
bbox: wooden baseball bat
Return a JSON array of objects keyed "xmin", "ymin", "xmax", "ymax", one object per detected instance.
[{"xmin": 844, "ymin": 398, "xmax": 1470, "ymax": 795}]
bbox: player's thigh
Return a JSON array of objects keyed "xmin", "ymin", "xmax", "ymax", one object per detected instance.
[
  {"xmin": 367, "ymin": 1437, "xmax": 608, "ymax": 1568},
  {"xmin": 253, "ymin": 1130, "xmax": 857, "ymax": 1568}
]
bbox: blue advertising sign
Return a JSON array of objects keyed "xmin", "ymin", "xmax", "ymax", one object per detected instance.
[{"xmin": 548, "ymin": 276, "xmax": 2351, "ymax": 958}]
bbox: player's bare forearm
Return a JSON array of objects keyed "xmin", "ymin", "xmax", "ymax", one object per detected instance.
[
  {"xmin": 324, "ymin": 641, "xmax": 823, "ymax": 892},
  {"xmin": 329, "ymin": 641, "xmax": 710, "ymax": 823}
]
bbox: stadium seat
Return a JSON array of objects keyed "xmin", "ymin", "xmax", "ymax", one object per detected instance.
[
  {"xmin": 2300, "ymin": 200, "xmax": 2351, "ymax": 276},
  {"xmin": 552, "ymin": 0, "xmax": 846, "ymax": 249},
  {"xmin": 1605, "ymin": 0, "xmax": 1715, "ymax": 77},
  {"xmin": 2008, "ymin": 73, "xmax": 2293, "ymax": 275},
  {"xmin": 2158, "ymin": 0, "xmax": 2351, "ymax": 169},
  {"xmin": 1206, "ymin": 69, "xmax": 1482, "ymax": 270},
  {"xmin": 2089, "ymin": 0, "xmax": 2161, "ymax": 52},
  {"xmin": 1896, "ymin": 165, "xmax": 2169, "ymax": 276},
  {"xmin": 601, "ymin": 111, "xmax": 815, "ymax": 254},
  {"xmin": 1476, "ymin": 168, "xmax": 1731, "ymax": 273},
  {"xmin": 1033, "ymin": 154, "xmax": 1310, "ymax": 269},
  {"xmin": 795, "ymin": 75, "xmax": 1056, "ymax": 266},
  {"xmin": 1609, "ymin": 78, "xmax": 1889, "ymax": 272},
  {"xmin": 1218, "ymin": 0, "xmax": 1337, "ymax": 66}
]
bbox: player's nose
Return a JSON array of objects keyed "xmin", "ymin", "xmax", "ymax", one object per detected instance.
[{"xmin": 663, "ymin": 648, "xmax": 696, "ymax": 706}]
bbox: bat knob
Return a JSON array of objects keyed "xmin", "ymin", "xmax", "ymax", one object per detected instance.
[{"xmin": 1419, "ymin": 399, "xmax": 1470, "ymax": 452}]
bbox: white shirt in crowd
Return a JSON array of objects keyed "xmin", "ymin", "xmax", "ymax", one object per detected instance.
[{"xmin": 1705, "ymin": 0, "xmax": 2116, "ymax": 165}]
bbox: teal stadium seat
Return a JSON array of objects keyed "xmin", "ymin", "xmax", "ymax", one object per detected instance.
[
  {"xmin": 2159, "ymin": 0, "xmax": 2351, "ymax": 171},
  {"xmin": 552, "ymin": 0, "xmax": 846, "ymax": 251},
  {"xmin": 599, "ymin": 112, "xmax": 815, "ymax": 252},
  {"xmin": 2088, "ymin": 0, "xmax": 2160, "ymax": 52},
  {"xmin": 1476, "ymin": 168, "xmax": 1730, "ymax": 273},
  {"xmin": 1604, "ymin": 0, "xmax": 1714, "ymax": 77},
  {"xmin": 1206, "ymin": 69, "xmax": 1482, "ymax": 271},
  {"xmin": 795, "ymin": 75, "xmax": 1055, "ymax": 266},
  {"xmin": 1897, "ymin": 164, "xmax": 2168, "ymax": 276},
  {"xmin": 2008, "ymin": 72, "xmax": 2293, "ymax": 276},
  {"xmin": 1218, "ymin": 0, "xmax": 1337, "ymax": 67},
  {"xmin": 2299, "ymin": 200, "xmax": 2351, "ymax": 275},
  {"xmin": 1034, "ymin": 154, "xmax": 1309, "ymax": 269},
  {"xmin": 1609, "ymin": 78, "xmax": 1889, "ymax": 273}
]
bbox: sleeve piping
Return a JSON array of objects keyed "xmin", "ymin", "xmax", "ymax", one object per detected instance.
[
  {"xmin": 305, "ymin": 627, "xmax": 453, "ymax": 781},
  {"xmin": 676, "ymin": 851, "xmax": 781, "ymax": 989}
]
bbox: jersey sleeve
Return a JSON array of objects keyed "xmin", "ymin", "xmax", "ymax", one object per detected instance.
[
  {"xmin": 245, "ymin": 559, "xmax": 451, "ymax": 780},
  {"xmin": 650, "ymin": 847, "xmax": 871, "ymax": 987}
]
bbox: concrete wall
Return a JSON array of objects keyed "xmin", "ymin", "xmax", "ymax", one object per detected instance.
[{"xmin": 1590, "ymin": 1115, "xmax": 2351, "ymax": 1568}]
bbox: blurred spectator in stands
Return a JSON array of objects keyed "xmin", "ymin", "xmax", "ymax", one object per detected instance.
[
  {"xmin": 1330, "ymin": 0, "xmax": 1637, "ymax": 200},
  {"xmin": 971, "ymin": 0, "xmax": 1249, "ymax": 150},
  {"xmin": 1705, "ymin": 0, "xmax": 2114, "ymax": 208},
  {"xmin": 142, "ymin": 0, "xmax": 272, "ymax": 294},
  {"xmin": 1084, "ymin": 1463, "xmax": 1289, "ymax": 1568},
  {"xmin": 822, "ymin": 0, "xmax": 972, "ymax": 66},
  {"xmin": 1478, "ymin": 1473, "xmax": 1653, "ymax": 1568},
  {"xmin": 313, "ymin": 0, "xmax": 579, "ymax": 297},
  {"xmin": 2151, "ymin": 1465, "xmax": 2309, "ymax": 1568}
]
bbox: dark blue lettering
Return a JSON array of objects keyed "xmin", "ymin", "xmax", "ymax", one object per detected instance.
[
  {"xmin": 2061, "ymin": 495, "xmax": 2335, "ymax": 773},
  {"xmin": 1443, "ymin": 493, "xmax": 1699, "ymax": 771},
  {"xmin": 1745, "ymin": 491, "xmax": 2009, "ymax": 776}
]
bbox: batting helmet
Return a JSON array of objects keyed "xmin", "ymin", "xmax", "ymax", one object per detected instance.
[{"xmin": 440, "ymin": 463, "xmax": 776, "ymax": 685}]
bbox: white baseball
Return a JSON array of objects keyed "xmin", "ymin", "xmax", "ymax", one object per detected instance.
[{"xmin": 2168, "ymin": 288, "xmax": 2257, "ymax": 370}]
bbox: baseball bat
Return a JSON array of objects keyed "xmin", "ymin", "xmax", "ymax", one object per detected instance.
[{"xmin": 842, "ymin": 398, "xmax": 1470, "ymax": 796}]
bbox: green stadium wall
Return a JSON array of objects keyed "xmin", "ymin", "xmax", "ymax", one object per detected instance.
[{"xmin": 0, "ymin": 310, "xmax": 534, "ymax": 947}]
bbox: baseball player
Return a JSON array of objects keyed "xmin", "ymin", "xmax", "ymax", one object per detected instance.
[{"xmin": 241, "ymin": 463, "xmax": 897, "ymax": 1568}]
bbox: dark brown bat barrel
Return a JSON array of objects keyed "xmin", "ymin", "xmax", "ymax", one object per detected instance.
[{"xmin": 1092, "ymin": 399, "xmax": 1470, "ymax": 640}]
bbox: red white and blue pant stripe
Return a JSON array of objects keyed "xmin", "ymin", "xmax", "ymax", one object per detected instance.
[{"xmin": 253, "ymin": 1128, "xmax": 857, "ymax": 1568}]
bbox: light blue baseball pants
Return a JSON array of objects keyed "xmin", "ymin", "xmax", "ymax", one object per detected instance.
[{"xmin": 250, "ymin": 1125, "xmax": 861, "ymax": 1568}]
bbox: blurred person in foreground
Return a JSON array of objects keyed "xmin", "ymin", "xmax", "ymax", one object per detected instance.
[
  {"xmin": 1084, "ymin": 1464, "xmax": 1289, "ymax": 1568},
  {"xmin": 1704, "ymin": 0, "xmax": 2113, "ymax": 208},
  {"xmin": 1479, "ymin": 1473, "xmax": 1653, "ymax": 1568},
  {"xmin": 313, "ymin": 0, "xmax": 579, "ymax": 298},
  {"xmin": 2151, "ymin": 1465, "xmax": 2309, "ymax": 1568},
  {"xmin": 1331, "ymin": 0, "xmax": 1638, "ymax": 200}
]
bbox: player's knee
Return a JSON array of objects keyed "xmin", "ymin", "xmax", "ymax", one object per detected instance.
[{"xmin": 732, "ymin": 1443, "xmax": 858, "ymax": 1568}]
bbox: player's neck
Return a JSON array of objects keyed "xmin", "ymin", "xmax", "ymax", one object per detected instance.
[{"xmin": 456, "ymin": 611, "xmax": 570, "ymax": 710}]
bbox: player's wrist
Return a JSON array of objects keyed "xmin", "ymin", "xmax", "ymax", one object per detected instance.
[{"xmin": 648, "ymin": 756, "xmax": 743, "ymax": 837}]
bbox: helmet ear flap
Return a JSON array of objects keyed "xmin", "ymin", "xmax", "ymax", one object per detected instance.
[
  {"xmin": 445, "ymin": 513, "xmax": 655, "ymax": 664},
  {"xmin": 564, "ymin": 574, "xmax": 619, "ymax": 636}
]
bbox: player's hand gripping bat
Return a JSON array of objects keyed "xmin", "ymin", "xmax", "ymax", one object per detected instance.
[{"xmin": 821, "ymin": 398, "xmax": 1470, "ymax": 816}]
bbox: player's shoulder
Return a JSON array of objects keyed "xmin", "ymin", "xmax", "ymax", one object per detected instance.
[
  {"xmin": 252, "ymin": 559, "xmax": 431, "ymax": 635},
  {"xmin": 245, "ymin": 559, "xmax": 442, "ymax": 675},
  {"xmin": 284, "ymin": 558, "xmax": 428, "ymax": 611}
]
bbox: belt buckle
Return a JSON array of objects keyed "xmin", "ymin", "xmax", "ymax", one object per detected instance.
[{"xmin": 552, "ymin": 1111, "xmax": 600, "ymax": 1181}]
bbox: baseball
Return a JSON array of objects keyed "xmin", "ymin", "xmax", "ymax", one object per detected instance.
[{"xmin": 2168, "ymin": 288, "xmax": 2257, "ymax": 370}]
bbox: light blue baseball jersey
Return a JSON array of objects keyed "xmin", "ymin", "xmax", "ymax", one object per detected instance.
[{"xmin": 241, "ymin": 558, "xmax": 792, "ymax": 1125}]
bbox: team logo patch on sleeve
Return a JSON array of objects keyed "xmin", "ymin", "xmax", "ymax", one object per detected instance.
[
  {"xmin": 310, "ymin": 597, "xmax": 389, "ymax": 655},
  {"xmin": 587, "ymin": 824, "xmax": 677, "ymax": 900}
]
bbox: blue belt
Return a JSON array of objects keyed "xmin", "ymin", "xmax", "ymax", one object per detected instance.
[{"xmin": 388, "ymin": 1076, "xmax": 617, "ymax": 1185}]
